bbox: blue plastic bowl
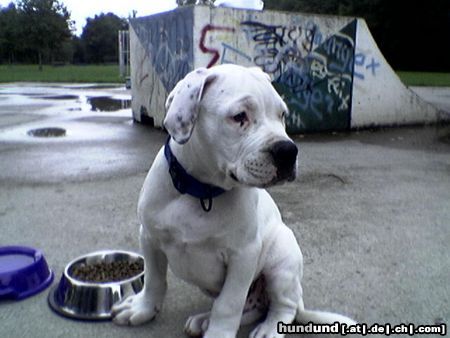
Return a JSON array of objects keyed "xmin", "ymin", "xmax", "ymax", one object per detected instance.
[{"xmin": 0, "ymin": 246, "xmax": 54, "ymax": 300}]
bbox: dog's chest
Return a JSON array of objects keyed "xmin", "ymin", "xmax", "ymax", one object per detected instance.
[
  {"xmin": 157, "ymin": 224, "xmax": 227, "ymax": 293},
  {"xmin": 140, "ymin": 172, "xmax": 260, "ymax": 293},
  {"xmin": 150, "ymin": 205, "xmax": 231, "ymax": 293}
]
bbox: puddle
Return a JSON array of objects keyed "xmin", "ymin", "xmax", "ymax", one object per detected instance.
[
  {"xmin": 27, "ymin": 127, "xmax": 66, "ymax": 137},
  {"xmin": 87, "ymin": 96, "xmax": 131, "ymax": 112},
  {"xmin": 0, "ymin": 92, "xmax": 45, "ymax": 97},
  {"xmin": 438, "ymin": 126, "xmax": 450, "ymax": 144},
  {"xmin": 40, "ymin": 95, "xmax": 79, "ymax": 100}
]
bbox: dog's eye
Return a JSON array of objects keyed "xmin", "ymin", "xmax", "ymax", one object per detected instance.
[{"xmin": 232, "ymin": 111, "xmax": 248, "ymax": 125}]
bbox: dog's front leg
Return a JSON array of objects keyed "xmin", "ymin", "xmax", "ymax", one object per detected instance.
[
  {"xmin": 112, "ymin": 226, "xmax": 168, "ymax": 325},
  {"xmin": 204, "ymin": 243, "xmax": 260, "ymax": 338}
]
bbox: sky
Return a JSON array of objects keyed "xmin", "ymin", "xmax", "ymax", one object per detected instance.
[{"xmin": 0, "ymin": 0, "xmax": 178, "ymax": 36}]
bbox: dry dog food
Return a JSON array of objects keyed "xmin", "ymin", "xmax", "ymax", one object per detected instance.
[{"xmin": 71, "ymin": 260, "xmax": 144, "ymax": 283}]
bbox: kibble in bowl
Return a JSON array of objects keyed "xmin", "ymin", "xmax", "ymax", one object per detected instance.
[
  {"xmin": 48, "ymin": 250, "xmax": 145, "ymax": 320},
  {"xmin": 71, "ymin": 260, "xmax": 144, "ymax": 283}
]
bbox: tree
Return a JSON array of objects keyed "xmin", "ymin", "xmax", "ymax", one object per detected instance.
[
  {"xmin": 0, "ymin": 3, "xmax": 21, "ymax": 63},
  {"xmin": 71, "ymin": 36, "xmax": 85, "ymax": 64},
  {"xmin": 17, "ymin": 0, "xmax": 73, "ymax": 69},
  {"xmin": 81, "ymin": 13, "xmax": 127, "ymax": 63}
]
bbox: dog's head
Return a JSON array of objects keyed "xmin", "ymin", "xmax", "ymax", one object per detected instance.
[{"xmin": 164, "ymin": 64, "xmax": 298, "ymax": 189}]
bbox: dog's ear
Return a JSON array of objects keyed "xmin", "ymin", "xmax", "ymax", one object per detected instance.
[{"xmin": 164, "ymin": 68, "xmax": 217, "ymax": 144}]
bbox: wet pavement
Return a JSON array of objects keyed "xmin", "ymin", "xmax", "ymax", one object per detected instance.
[
  {"xmin": 0, "ymin": 83, "xmax": 449, "ymax": 337},
  {"xmin": 0, "ymin": 83, "xmax": 149, "ymax": 185},
  {"xmin": 0, "ymin": 83, "xmax": 131, "ymax": 128}
]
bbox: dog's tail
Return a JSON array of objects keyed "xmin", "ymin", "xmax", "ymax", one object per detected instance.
[{"xmin": 296, "ymin": 304, "xmax": 356, "ymax": 325}]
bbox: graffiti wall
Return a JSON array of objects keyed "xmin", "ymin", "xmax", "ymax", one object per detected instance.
[
  {"xmin": 192, "ymin": 8, "xmax": 358, "ymax": 132},
  {"xmin": 130, "ymin": 6, "xmax": 441, "ymax": 132},
  {"xmin": 130, "ymin": 7, "xmax": 195, "ymax": 126}
]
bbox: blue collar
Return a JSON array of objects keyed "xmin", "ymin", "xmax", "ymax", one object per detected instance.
[{"xmin": 164, "ymin": 137, "xmax": 226, "ymax": 212}]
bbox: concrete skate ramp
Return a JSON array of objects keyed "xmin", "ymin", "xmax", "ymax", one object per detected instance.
[
  {"xmin": 129, "ymin": 6, "xmax": 447, "ymax": 133},
  {"xmin": 351, "ymin": 20, "xmax": 445, "ymax": 128}
]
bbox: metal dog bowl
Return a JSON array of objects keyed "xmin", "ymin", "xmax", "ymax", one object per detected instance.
[{"xmin": 48, "ymin": 250, "xmax": 144, "ymax": 320}]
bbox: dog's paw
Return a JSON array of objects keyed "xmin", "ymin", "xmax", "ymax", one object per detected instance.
[
  {"xmin": 184, "ymin": 312, "xmax": 210, "ymax": 337},
  {"xmin": 250, "ymin": 321, "xmax": 284, "ymax": 338},
  {"xmin": 111, "ymin": 291, "xmax": 161, "ymax": 326}
]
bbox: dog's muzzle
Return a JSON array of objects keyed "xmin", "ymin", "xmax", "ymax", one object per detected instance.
[{"xmin": 270, "ymin": 141, "xmax": 298, "ymax": 182}]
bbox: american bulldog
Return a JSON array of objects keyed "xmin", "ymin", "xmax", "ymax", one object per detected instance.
[{"xmin": 112, "ymin": 64, "xmax": 355, "ymax": 338}]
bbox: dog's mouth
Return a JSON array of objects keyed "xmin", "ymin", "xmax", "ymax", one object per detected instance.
[
  {"xmin": 275, "ymin": 167, "xmax": 297, "ymax": 183},
  {"xmin": 264, "ymin": 169, "xmax": 297, "ymax": 187},
  {"xmin": 229, "ymin": 168, "xmax": 296, "ymax": 188},
  {"xmin": 230, "ymin": 144, "xmax": 298, "ymax": 188},
  {"xmin": 230, "ymin": 172, "xmax": 239, "ymax": 182}
]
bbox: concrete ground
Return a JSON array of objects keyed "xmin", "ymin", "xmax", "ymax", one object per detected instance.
[{"xmin": 0, "ymin": 84, "xmax": 449, "ymax": 338}]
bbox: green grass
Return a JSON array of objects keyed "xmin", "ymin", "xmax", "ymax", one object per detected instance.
[
  {"xmin": 396, "ymin": 71, "xmax": 450, "ymax": 87},
  {"xmin": 1, "ymin": 64, "xmax": 449, "ymax": 87},
  {"xmin": 0, "ymin": 64, "xmax": 125, "ymax": 83}
]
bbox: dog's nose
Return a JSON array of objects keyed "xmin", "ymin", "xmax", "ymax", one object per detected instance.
[{"xmin": 270, "ymin": 140, "xmax": 298, "ymax": 176}]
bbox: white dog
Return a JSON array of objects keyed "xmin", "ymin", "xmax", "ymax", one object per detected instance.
[{"xmin": 112, "ymin": 64, "xmax": 355, "ymax": 337}]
